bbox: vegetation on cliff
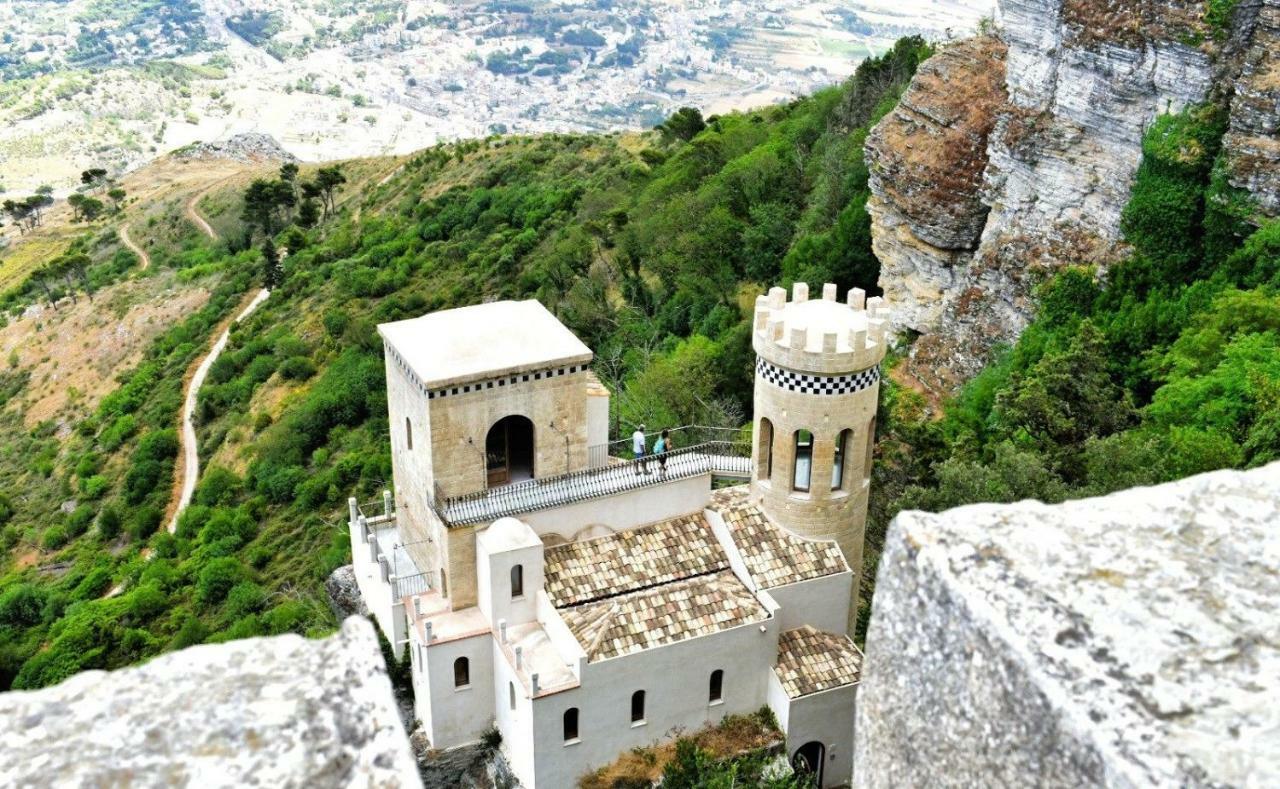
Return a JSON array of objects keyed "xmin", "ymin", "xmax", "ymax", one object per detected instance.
[{"xmin": 867, "ymin": 100, "xmax": 1279, "ymax": 636}]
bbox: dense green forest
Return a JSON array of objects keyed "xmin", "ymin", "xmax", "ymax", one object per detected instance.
[{"xmin": 1, "ymin": 33, "xmax": 1276, "ymax": 694}]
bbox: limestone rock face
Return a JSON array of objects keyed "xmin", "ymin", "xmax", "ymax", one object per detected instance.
[
  {"xmin": 867, "ymin": 0, "xmax": 1280, "ymax": 391},
  {"xmin": 0, "ymin": 617, "xmax": 422, "ymax": 789},
  {"xmin": 865, "ymin": 37, "xmax": 1008, "ymax": 345},
  {"xmin": 1224, "ymin": 0, "xmax": 1280, "ymax": 216},
  {"xmin": 854, "ymin": 463, "xmax": 1280, "ymax": 788}
]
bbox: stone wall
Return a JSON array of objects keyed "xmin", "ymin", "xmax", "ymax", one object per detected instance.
[
  {"xmin": 0, "ymin": 618, "xmax": 422, "ymax": 789},
  {"xmin": 854, "ymin": 463, "xmax": 1280, "ymax": 787}
]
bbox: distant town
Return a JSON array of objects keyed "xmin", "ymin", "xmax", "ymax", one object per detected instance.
[{"xmin": 0, "ymin": 0, "xmax": 993, "ymax": 192}]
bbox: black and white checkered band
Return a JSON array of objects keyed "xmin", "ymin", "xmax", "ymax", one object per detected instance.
[
  {"xmin": 386, "ymin": 344, "xmax": 586, "ymax": 400},
  {"xmin": 756, "ymin": 356, "xmax": 879, "ymax": 395}
]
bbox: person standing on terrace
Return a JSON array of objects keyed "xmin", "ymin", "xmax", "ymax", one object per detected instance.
[{"xmin": 633, "ymin": 424, "xmax": 649, "ymax": 475}]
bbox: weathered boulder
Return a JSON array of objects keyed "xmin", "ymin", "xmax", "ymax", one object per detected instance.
[
  {"xmin": 855, "ymin": 463, "xmax": 1280, "ymax": 788},
  {"xmin": 327, "ymin": 563, "xmax": 371, "ymax": 620},
  {"xmin": 0, "ymin": 617, "xmax": 422, "ymax": 789}
]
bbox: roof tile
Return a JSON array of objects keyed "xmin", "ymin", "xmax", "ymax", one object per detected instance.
[
  {"xmin": 774, "ymin": 625, "xmax": 862, "ymax": 698},
  {"xmin": 710, "ymin": 487, "xmax": 847, "ymax": 588}
]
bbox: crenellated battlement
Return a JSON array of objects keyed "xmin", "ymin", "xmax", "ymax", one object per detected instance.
[{"xmin": 752, "ymin": 282, "xmax": 890, "ymax": 376}]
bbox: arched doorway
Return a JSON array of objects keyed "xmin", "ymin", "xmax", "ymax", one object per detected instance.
[
  {"xmin": 486, "ymin": 415, "xmax": 534, "ymax": 487},
  {"xmin": 792, "ymin": 741, "xmax": 825, "ymax": 786}
]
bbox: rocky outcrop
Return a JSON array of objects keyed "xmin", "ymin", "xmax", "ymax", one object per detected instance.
[
  {"xmin": 868, "ymin": 0, "xmax": 1278, "ymax": 390},
  {"xmin": 174, "ymin": 132, "xmax": 298, "ymax": 163},
  {"xmin": 855, "ymin": 462, "xmax": 1280, "ymax": 788},
  {"xmin": 864, "ymin": 36, "xmax": 1008, "ymax": 345},
  {"xmin": 327, "ymin": 563, "xmax": 371, "ymax": 620},
  {"xmin": 0, "ymin": 617, "xmax": 422, "ymax": 789},
  {"xmin": 1224, "ymin": 0, "xmax": 1280, "ymax": 215}
]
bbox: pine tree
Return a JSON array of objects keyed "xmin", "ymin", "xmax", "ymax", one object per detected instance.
[{"xmin": 261, "ymin": 239, "xmax": 282, "ymax": 290}]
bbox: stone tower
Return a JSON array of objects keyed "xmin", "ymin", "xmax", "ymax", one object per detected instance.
[{"xmin": 750, "ymin": 282, "xmax": 889, "ymax": 633}]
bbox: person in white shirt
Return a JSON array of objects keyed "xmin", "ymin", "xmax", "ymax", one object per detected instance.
[{"xmin": 632, "ymin": 424, "xmax": 648, "ymax": 475}]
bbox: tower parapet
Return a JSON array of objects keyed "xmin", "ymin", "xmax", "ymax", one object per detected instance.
[{"xmin": 752, "ymin": 283, "xmax": 890, "ymax": 376}]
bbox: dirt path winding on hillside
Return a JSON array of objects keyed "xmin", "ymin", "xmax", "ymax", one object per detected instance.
[
  {"xmin": 165, "ymin": 287, "xmax": 270, "ymax": 534},
  {"xmin": 186, "ymin": 187, "xmax": 219, "ymax": 240},
  {"xmin": 118, "ymin": 224, "xmax": 151, "ymax": 270}
]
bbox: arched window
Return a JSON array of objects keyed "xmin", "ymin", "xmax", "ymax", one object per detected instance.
[
  {"xmin": 832, "ymin": 428, "xmax": 851, "ymax": 490},
  {"xmin": 709, "ymin": 669, "xmax": 724, "ymax": 703},
  {"xmin": 563, "ymin": 708, "xmax": 579, "ymax": 742},
  {"xmin": 511, "ymin": 564, "xmax": 524, "ymax": 599},
  {"xmin": 863, "ymin": 417, "xmax": 876, "ymax": 482},
  {"xmin": 486, "ymin": 415, "xmax": 535, "ymax": 487},
  {"xmin": 757, "ymin": 418, "xmax": 774, "ymax": 481},
  {"xmin": 405, "ymin": 416, "xmax": 413, "ymax": 450},
  {"xmin": 509, "ymin": 681, "xmax": 516, "ymax": 710},
  {"xmin": 453, "ymin": 657, "xmax": 470, "ymax": 688},
  {"xmin": 630, "ymin": 690, "xmax": 646, "ymax": 723},
  {"xmin": 792, "ymin": 430, "xmax": 813, "ymax": 492}
]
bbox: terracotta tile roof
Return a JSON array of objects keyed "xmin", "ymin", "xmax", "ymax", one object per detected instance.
[
  {"xmin": 710, "ymin": 487, "xmax": 848, "ymax": 588},
  {"xmin": 561, "ymin": 571, "xmax": 769, "ymax": 661},
  {"xmin": 543, "ymin": 513, "xmax": 728, "ymax": 608},
  {"xmin": 774, "ymin": 626, "xmax": 862, "ymax": 698}
]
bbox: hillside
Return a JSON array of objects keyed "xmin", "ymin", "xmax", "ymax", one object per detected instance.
[{"xmin": 1, "ymin": 22, "xmax": 1277, "ymax": 693}]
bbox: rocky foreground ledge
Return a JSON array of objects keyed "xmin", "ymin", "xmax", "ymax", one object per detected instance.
[
  {"xmin": 0, "ymin": 618, "xmax": 421, "ymax": 789},
  {"xmin": 856, "ymin": 463, "xmax": 1280, "ymax": 787}
]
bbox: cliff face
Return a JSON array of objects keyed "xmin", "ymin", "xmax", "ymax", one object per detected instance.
[{"xmin": 868, "ymin": 0, "xmax": 1280, "ymax": 391}]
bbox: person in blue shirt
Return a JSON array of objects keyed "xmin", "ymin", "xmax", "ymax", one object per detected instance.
[{"xmin": 654, "ymin": 429, "xmax": 671, "ymax": 474}]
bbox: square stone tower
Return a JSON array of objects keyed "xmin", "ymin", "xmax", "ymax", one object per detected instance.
[
  {"xmin": 750, "ymin": 283, "xmax": 889, "ymax": 634},
  {"xmin": 379, "ymin": 300, "xmax": 608, "ymax": 607}
]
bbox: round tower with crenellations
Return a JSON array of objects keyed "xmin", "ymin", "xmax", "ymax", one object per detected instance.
[{"xmin": 750, "ymin": 282, "xmax": 889, "ymax": 635}]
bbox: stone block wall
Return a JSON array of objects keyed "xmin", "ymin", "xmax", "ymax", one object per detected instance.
[
  {"xmin": 0, "ymin": 618, "xmax": 421, "ymax": 789},
  {"xmin": 855, "ymin": 463, "xmax": 1280, "ymax": 787}
]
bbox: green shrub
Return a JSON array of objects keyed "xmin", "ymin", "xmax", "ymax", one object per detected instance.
[
  {"xmin": 197, "ymin": 557, "xmax": 248, "ymax": 605},
  {"xmin": 41, "ymin": 525, "xmax": 69, "ymax": 551},
  {"xmin": 97, "ymin": 504, "xmax": 123, "ymax": 540},
  {"xmin": 127, "ymin": 506, "xmax": 162, "ymax": 541},
  {"xmin": 279, "ymin": 356, "xmax": 317, "ymax": 381},
  {"xmin": 80, "ymin": 475, "xmax": 110, "ymax": 500},
  {"xmin": 224, "ymin": 581, "xmax": 267, "ymax": 618},
  {"xmin": 0, "ymin": 584, "xmax": 48, "ymax": 627}
]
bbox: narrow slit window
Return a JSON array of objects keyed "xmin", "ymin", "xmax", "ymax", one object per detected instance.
[
  {"xmin": 511, "ymin": 564, "xmax": 524, "ymax": 599},
  {"xmin": 563, "ymin": 708, "xmax": 579, "ymax": 742},
  {"xmin": 832, "ymin": 429, "xmax": 851, "ymax": 490},
  {"xmin": 631, "ymin": 690, "xmax": 645, "ymax": 723},
  {"xmin": 509, "ymin": 682, "xmax": 516, "ymax": 710},
  {"xmin": 863, "ymin": 417, "xmax": 876, "ymax": 481},
  {"xmin": 405, "ymin": 417, "xmax": 413, "ymax": 450},
  {"xmin": 709, "ymin": 669, "xmax": 724, "ymax": 703},
  {"xmin": 454, "ymin": 657, "xmax": 470, "ymax": 688},
  {"xmin": 758, "ymin": 418, "xmax": 774, "ymax": 481},
  {"xmin": 793, "ymin": 430, "xmax": 813, "ymax": 492}
]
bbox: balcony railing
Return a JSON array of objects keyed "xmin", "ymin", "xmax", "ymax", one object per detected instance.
[{"xmin": 436, "ymin": 439, "xmax": 751, "ymax": 526}]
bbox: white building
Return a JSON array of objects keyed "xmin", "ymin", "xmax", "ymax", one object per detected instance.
[{"xmin": 348, "ymin": 284, "xmax": 890, "ymax": 787}]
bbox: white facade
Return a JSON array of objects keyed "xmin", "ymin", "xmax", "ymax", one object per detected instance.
[{"xmin": 350, "ymin": 287, "xmax": 882, "ymax": 787}]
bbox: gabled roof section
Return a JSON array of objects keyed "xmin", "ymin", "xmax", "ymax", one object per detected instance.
[
  {"xmin": 378, "ymin": 299, "xmax": 592, "ymax": 390},
  {"xmin": 561, "ymin": 571, "xmax": 769, "ymax": 661},
  {"xmin": 543, "ymin": 513, "xmax": 727, "ymax": 608},
  {"xmin": 710, "ymin": 487, "xmax": 848, "ymax": 588},
  {"xmin": 774, "ymin": 626, "xmax": 862, "ymax": 699}
]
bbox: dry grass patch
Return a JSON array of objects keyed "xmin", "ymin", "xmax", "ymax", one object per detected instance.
[{"xmin": 578, "ymin": 709, "xmax": 782, "ymax": 789}]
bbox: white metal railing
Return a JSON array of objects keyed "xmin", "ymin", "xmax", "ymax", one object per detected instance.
[{"xmin": 437, "ymin": 440, "xmax": 751, "ymax": 526}]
